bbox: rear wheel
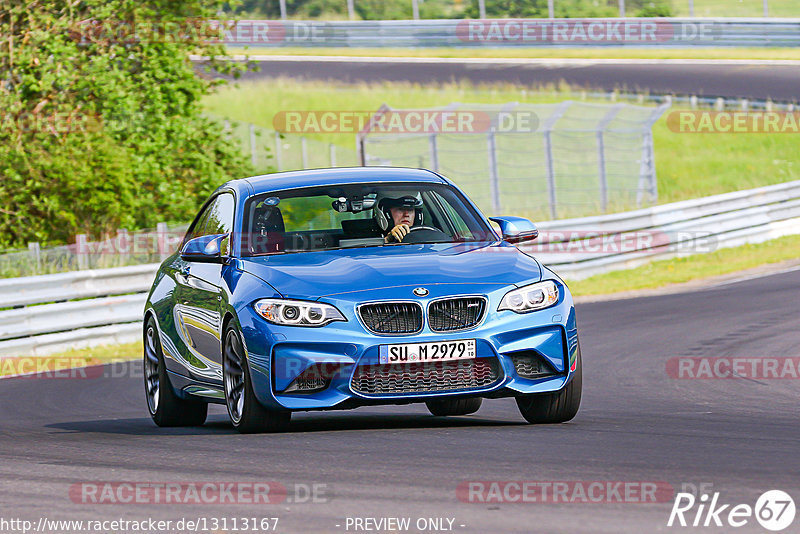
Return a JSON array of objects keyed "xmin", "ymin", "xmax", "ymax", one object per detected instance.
[
  {"xmin": 223, "ymin": 324, "xmax": 291, "ymax": 434},
  {"xmin": 144, "ymin": 317, "xmax": 208, "ymax": 427},
  {"xmin": 426, "ymin": 397, "xmax": 482, "ymax": 416},
  {"xmin": 516, "ymin": 345, "xmax": 582, "ymax": 424}
]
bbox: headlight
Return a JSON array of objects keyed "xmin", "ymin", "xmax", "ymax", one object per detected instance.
[
  {"xmin": 498, "ymin": 280, "xmax": 559, "ymax": 313},
  {"xmin": 254, "ymin": 299, "xmax": 346, "ymax": 327}
]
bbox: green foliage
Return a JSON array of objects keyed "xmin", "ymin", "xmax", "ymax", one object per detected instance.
[
  {"xmin": 0, "ymin": 0, "xmax": 258, "ymax": 248},
  {"xmin": 232, "ymin": 0, "xmax": 673, "ymax": 19},
  {"xmin": 635, "ymin": 1, "xmax": 673, "ymax": 16},
  {"xmin": 464, "ymin": 0, "xmax": 673, "ymax": 18},
  {"xmin": 233, "ymin": 0, "xmax": 456, "ymax": 19}
]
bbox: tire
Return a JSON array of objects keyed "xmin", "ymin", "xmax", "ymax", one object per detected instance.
[
  {"xmin": 144, "ymin": 317, "xmax": 208, "ymax": 427},
  {"xmin": 223, "ymin": 323, "xmax": 291, "ymax": 434},
  {"xmin": 516, "ymin": 344, "xmax": 582, "ymax": 424},
  {"xmin": 426, "ymin": 397, "xmax": 483, "ymax": 416}
]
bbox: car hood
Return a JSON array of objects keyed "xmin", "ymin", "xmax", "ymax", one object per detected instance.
[{"xmin": 238, "ymin": 242, "xmax": 542, "ymax": 300}]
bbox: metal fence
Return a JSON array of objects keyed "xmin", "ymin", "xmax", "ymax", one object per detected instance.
[
  {"xmin": 265, "ymin": 1, "xmax": 785, "ymax": 20},
  {"xmin": 221, "ymin": 18, "xmax": 800, "ymax": 48},
  {"xmin": 0, "ymin": 224, "xmax": 188, "ymax": 279},
  {"xmin": 219, "ymin": 117, "xmax": 359, "ymax": 174},
  {"xmin": 359, "ymin": 101, "xmax": 669, "ymax": 221}
]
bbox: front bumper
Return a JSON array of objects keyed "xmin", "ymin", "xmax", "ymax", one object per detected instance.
[{"xmin": 236, "ymin": 281, "xmax": 579, "ymax": 411}]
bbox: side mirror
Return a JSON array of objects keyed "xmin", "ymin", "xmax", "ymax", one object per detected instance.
[
  {"xmin": 489, "ymin": 216, "xmax": 539, "ymax": 244},
  {"xmin": 180, "ymin": 234, "xmax": 229, "ymax": 263}
]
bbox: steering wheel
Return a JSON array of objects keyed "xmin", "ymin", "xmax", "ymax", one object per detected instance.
[
  {"xmin": 402, "ymin": 226, "xmax": 450, "ymax": 244},
  {"xmin": 407, "ymin": 226, "xmax": 439, "ymax": 234}
]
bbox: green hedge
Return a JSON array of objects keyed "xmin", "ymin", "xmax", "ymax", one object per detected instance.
[
  {"xmin": 0, "ymin": 1, "xmax": 257, "ymax": 248},
  {"xmin": 232, "ymin": 0, "xmax": 673, "ymax": 19}
]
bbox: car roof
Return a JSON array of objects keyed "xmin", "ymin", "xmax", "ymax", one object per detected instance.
[{"xmin": 220, "ymin": 167, "xmax": 449, "ymax": 197}]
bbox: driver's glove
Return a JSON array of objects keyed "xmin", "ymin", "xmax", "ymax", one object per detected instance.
[{"xmin": 385, "ymin": 224, "xmax": 410, "ymax": 243}]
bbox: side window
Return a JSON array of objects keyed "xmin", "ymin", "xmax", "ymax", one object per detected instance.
[
  {"xmin": 204, "ymin": 193, "xmax": 235, "ymax": 235},
  {"xmin": 184, "ymin": 198, "xmax": 216, "ymax": 244},
  {"xmin": 436, "ymin": 192, "xmax": 472, "ymax": 238},
  {"xmin": 183, "ymin": 193, "xmax": 235, "ymax": 244}
]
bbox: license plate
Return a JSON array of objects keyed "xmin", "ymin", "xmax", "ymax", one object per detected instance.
[{"xmin": 379, "ymin": 339, "xmax": 476, "ymax": 365}]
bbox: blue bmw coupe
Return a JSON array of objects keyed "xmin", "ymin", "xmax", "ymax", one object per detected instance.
[{"xmin": 143, "ymin": 167, "xmax": 581, "ymax": 432}]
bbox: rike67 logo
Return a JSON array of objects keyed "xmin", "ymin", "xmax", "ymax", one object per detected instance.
[{"xmin": 668, "ymin": 490, "xmax": 796, "ymax": 531}]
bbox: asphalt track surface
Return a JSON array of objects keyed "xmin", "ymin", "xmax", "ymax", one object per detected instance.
[
  {"xmin": 1, "ymin": 268, "xmax": 799, "ymax": 533},
  {"xmin": 228, "ymin": 56, "xmax": 800, "ymax": 101}
]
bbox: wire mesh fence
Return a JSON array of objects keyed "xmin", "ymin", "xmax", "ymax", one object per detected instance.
[
  {"xmin": 220, "ymin": 117, "xmax": 360, "ymax": 175},
  {"xmin": 0, "ymin": 224, "xmax": 189, "ymax": 279},
  {"xmin": 359, "ymin": 101, "xmax": 669, "ymax": 221}
]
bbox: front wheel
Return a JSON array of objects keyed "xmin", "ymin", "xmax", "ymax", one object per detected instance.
[
  {"xmin": 223, "ymin": 324, "xmax": 291, "ymax": 434},
  {"xmin": 516, "ymin": 345, "xmax": 582, "ymax": 424},
  {"xmin": 143, "ymin": 317, "xmax": 208, "ymax": 427}
]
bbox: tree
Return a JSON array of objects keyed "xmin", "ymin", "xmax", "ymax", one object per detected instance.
[{"xmin": 0, "ymin": 0, "xmax": 256, "ymax": 247}]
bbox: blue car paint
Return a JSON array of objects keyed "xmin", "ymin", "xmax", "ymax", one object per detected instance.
[{"xmin": 144, "ymin": 167, "xmax": 581, "ymax": 411}]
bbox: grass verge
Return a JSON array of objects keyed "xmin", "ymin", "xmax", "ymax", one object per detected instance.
[
  {"xmin": 227, "ymin": 46, "xmax": 800, "ymax": 61},
  {"xmin": 0, "ymin": 342, "xmax": 141, "ymax": 377},
  {"xmin": 203, "ymin": 78, "xmax": 800, "ymax": 206},
  {"xmin": 566, "ymin": 234, "xmax": 800, "ymax": 296}
]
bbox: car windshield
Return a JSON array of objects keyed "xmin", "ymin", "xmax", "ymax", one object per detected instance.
[{"xmin": 241, "ymin": 182, "xmax": 496, "ymax": 256}]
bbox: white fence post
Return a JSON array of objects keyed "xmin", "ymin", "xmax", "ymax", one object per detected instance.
[
  {"xmin": 117, "ymin": 230, "xmax": 129, "ymax": 266},
  {"xmin": 301, "ymin": 137, "xmax": 309, "ymax": 169},
  {"xmin": 478, "ymin": 0, "xmax": 486, "ymax": 19},
  {"xmin": 540, "ymin": 101, "xmax": 571, "ymax": 220},
  {"xmin": 618, "ymin": 0, "xmax": 625, "ymax": 17},
  {"xmin": 412, "ymin": 0, "xmax": 419, "ymax": 20},
  {"xmin": 329, "ymin": 143, "xmax": 337, "ymax": 167},
  {"xmin": 28, "ymin": 242, "xmax": 41, "ymax": 274},
  {"xmin": 76, "ymin": 234, "xmax": 88, "ymax": 270},
  {"xmin": 279, "ymin": 0, "xmax": 287, "ymax": 19},
  {"xmin": 156, "ymin": 222, "xmax": 170, "ymax": 261},
  {"xmin": 347, "ymin": 0, "xmax": 355, "ymax": 20},
  {"xmin": 487, "ymin": 129, "xmax": 501, "ymax": 215},
  {"xmin": 428, "ymin": 134, "xmax": 439, "ymax": 172},
  {"xmin": 548, "ymin": 0, "xmax": 554, "ymax": 18},
  {"xmin": 596, "ymin": 105, "xmax": 624, "ymax": 213}
]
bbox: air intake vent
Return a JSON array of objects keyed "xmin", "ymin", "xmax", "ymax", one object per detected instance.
[
  {"xmin": 429, "ymin": 297, "xmax": 487, "ymax": 332},
  {"xmin": 511, "ymin": 351, "xmax": 558, "ymax": 379},
  {"xmin": 358, "ymin": 302, "xmax": 423, "ymax": 335},
  {"xmin": 351, "ymin": 358, "xmax": 501, "ymax": 395}
]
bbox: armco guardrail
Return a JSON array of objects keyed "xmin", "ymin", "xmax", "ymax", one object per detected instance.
[
  {"xmin": 0, "ymin": 263, "xmax": 159, "ymax": 308},
  {"xmin": 221, "ymin": 18, "xmax": 800, "ymax": 47},
  {"xmin": 524, "ymin": 180, "xmax": 800, "ymax": 279},
  {"xmin": 0, "ymin": 266, "xmax": 157, "ymax": 358},
  {"xmin": 2, "ymin": 180, "xmax": 800, "ymax": 358}
]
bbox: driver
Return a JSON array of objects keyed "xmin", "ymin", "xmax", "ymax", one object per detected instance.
[{"xmin": 377, "ymin": 195, "xmax": 424, "ymax": 243}]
